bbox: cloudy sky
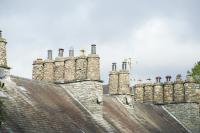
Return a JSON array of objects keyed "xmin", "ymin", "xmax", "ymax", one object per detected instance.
[{"xmin": 0, "ymin": 0, "xmax": 200, "ymax": 84}]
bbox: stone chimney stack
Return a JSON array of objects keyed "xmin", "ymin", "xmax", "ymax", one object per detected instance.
[
  {"xmin": 154, "ymin": 76, "xmax": 163, "ymax": 104},
  {"xmin": 174, "ymin": 74, "xmax": 184, "ymax": 102},
  {"xmin": 118, "ymin": 61, "xmax": 130, "ymax": 94},
  {"xmin": 64, "ymin": 47, "xmax": 76, "ymax": 82},
  {"xmin": 76, "ymin": 49, "xmax": 87, "ymax": 80},
  {"xmin": 109, "ymin": 63, "xmax": 119, "ymax": 94},
  {"xmin": 32, "ymin": 58, "xmax": 44, "ymax": 80},
  {"xmin": 43, "ymin": 50, "xmax": 54, "ymax": 82},
  {"xmin": 48, "ymin": 50, "xmax": 53, "ymax": 60},
  {"xmin": 91, "ymin": 44, "xmax": 96, "ymax": 54},
  {"xmin": 54, "ymin": 48, "xmax": 65, "ymax": 82},
  {"xmin": 0, "ymin": 30, "xmax": 9, "ymax": 69},
  {"xmin": 164, "ymin": 75, "xmax": 173, "ymax": 104},
  {"xmin": 87, "ymin": 44, "xmax": 100, "ymax": 81}
]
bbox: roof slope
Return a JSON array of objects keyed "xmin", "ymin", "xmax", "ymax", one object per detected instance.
[
  {"xmin": 0, "ymin": 76, "xmax": 105, "ymax": 133},
  {"xmin": 103, "ymin": 96, "xmax": 188, "ymax": 133},
  {"xmin": 0, "ymin": 76, "xmax": 189, "ymax": 133}
]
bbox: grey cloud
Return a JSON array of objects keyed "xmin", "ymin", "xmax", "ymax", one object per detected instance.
[{"xmin": 0, "ymin": 0, "xmax": 199, "ymax": 84}]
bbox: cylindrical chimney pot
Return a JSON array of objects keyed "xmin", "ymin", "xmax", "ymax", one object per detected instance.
[
  {"xmin": 91, "ymin": 44, "xmax": 96, "ymax": 54},
  {"xmin": 166, "ymin": 75, "xmax": 172, "ymax": 82},
  {"xmin": 69, "ymin": 47, "xmax": 74, "ymax": 57},
  {"xmin": 122, "ymin": 62, "xmax": 127, "ymax": 70},
  {"xmin": 80, "ymin": 49, "xmax": 85, "ymax": 56},
  {"xmin": 156, "ymin": 76, "xmax": 161, "ymax": 83},
  {"xmin": 168, "ymin": 76, "xmax": 172, "ymax": 81},
  {"xmin": 48, "ymin": 50, "xmax": 52, "ymax": 60},
  {"xmin": 112, "ymin": 63, "xmax": 117, "ymax": 71},
  {"xmin": 58, "ymin": 48, "xmax": 64, "ymax": 57}
]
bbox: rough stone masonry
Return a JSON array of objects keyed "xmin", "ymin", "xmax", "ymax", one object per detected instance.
[{"xmin": 32, "ymin": 44, "xmax": 101, "ymax": 83}]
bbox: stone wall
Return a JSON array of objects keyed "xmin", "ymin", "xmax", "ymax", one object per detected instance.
[{"xmin": 163, "ymin": 103, "xmax": 200, "ymax": 133}]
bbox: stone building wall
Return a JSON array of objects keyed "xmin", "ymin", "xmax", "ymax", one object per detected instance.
[
  {"xmin": 87, "ymin": 54, "xmax": 100, "ymax": 81},
  {"xmin": 108, "ymin": 71, "xmax": 119, "ymax": 94},
  {"xmin": 118, "ymin": 70, "xmax": 130, "ymax": 94},
  {"xmin": 64, "ymin": 57, "xmax": 76, "ymax": 82},
  {"xmin": 43, "ymin": 60, "xmax": 54, "ymax": 82},
  {"xmin": 32, "ymin": 59, "xmax": 44, "ymax": 80},
  {"xmin": 75, "ymin": 56, "xmax": 87, "ymax": 81}
]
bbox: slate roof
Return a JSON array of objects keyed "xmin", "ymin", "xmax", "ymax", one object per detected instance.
[{"xmin": 0, "ymin": 76, "xmax": 188, "ymax": 133}]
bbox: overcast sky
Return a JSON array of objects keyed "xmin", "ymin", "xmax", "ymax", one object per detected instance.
[{"xmin": 0, "ymin": 0, "xmax": 200, "ymax": 84}]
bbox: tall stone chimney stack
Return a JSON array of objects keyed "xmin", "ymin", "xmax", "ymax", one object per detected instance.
[
  {"xmin": 118, "ymin": 61, "xmax": 130, "ymax": 94},
  {"xmin": 0, "ymin": 30, "xmax": 9, "ymax": 69},
  {"xmin": 87, "ymin": 44, "xmax": 100, "ymax": 81},
  {"xmin": 109, "ymin": 63, "xmax": 119, "ymax": 94},
  {"xmin": 64, "ymin": 47, "xmax": 76, "ymax": 82},
  {"xmin": 43, "ymin": 50, "xmax": 54, "ymax": 82},
  {"xmin": 54, "ymin": 48, "xmax": 65, "ymax": 82}
]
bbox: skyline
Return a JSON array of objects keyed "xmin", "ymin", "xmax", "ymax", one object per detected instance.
[{"xmin": 0, "ymin": 0, "xmax": 200, "ymax": 84}]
